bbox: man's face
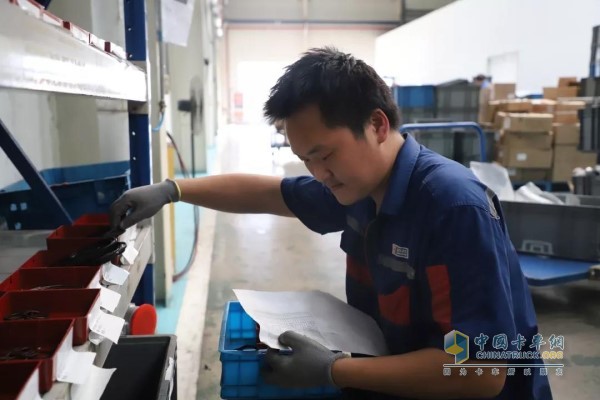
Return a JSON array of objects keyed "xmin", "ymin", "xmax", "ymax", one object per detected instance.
[{"xmin": 285, "ymin": 104, "xmax": 388, "ymax": 205}]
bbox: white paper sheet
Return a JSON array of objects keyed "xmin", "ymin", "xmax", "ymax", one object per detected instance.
[
  {"xmin": 56, "ymin": 349, "xmax": 96, "ymax": 385},
  {"xmin": 90, "ymin": 311, "xmax": 125, "ymax": 344},
  {"xmin": 102, "ymin": 262, "xmax": 129, "ymax": 285},
  {"xmin": 161, "ymin": 0, "xmax": 196, "ymax": 47},
  {"xmin": 233, "ymin": 289, "xmax": 389, "ymax": 356},
  {"xmin": 70, "ymin": 365, "xmax": 116, "ymax": 400},
  {"xmin": 99, "ymin": 286, "xmax": 121, "ymax": 313}
]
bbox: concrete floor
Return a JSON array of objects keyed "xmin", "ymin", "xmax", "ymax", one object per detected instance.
[{"xmin": 195, "ymin": 125, "xmax": 600, "ymax": 399}]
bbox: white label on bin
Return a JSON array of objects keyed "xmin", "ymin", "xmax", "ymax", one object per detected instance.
[
  {"xmin": 89, "ymin": 310, "xmax": 125, "ymax": 344},
  {"xmin": 120, "ymin": 243, "xmax": 139, "ymax": 266},
  {"xmin": 99, "ymin": 286, "xmax": 121, "ymax": 313},
  {"xmin": 70, "ymin": 365, "xmax": 116, "ymax": 400},
  {"xmin": 102, "ymin": 262, "xmax": 129, "ymax": 285},
  {"xmin": 516, "ymin": 152, "xmax": 528, "ymax": 161},
  {"xmin": 57, "ymin": 349, "xmax": 95, "ymax": 385}
]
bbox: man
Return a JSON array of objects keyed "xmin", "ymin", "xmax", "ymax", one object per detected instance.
[{"xmin": 110, "ymin": 47, "xmax": 551, "ymax": 399}]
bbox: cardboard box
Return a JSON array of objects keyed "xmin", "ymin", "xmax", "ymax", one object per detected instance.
[
  {"xmin": 543, "ymin": 87, "xmax": 558, "ymax": 100},
  {"xmin": 531, "ymin": 99, "xmax": 556, "ymax": 114},
  {"xmin": 558, "ymin": 77, "xmax": 578, "ymax": 88},
  {"xmin": 507, "ymin": 168, "xmax": 551, "ymax": 182},
  {"xmin": 503, "ymin": 113, "xmax": 554, "ymax": 132},
  {"xmin": 498, "ymin": 146, "xmax": 553, "ymax": 168},
  {"xmin": 557, "ymin": 86, "xmax": 578, "ymax": 98},
  {"xmin": 500, "ymin": 131, "xmax": 553, "ymax": 149},
  {"xmin": 555, "ymin": 100, "xmax": 586, "ymax": 112},
  {"xmin": 554, "ymin": 145, "xmax": 597, "ymax": 165},
  {"xmin": 478, "ymin": 88, "xmax": 492, "ymax": 123},
  {"xmin": 505, "ymin": 99, "xmax": 533, "ymax": 113},
  {"xmin": 491, "ymin": 83, "xmax": 516, "ymax": 100},
  {"xmin": 553, "ymin": 112, "xmax": 579, "ymax": 124},
  {"xmin": 552, "ymin": 145, "xmax": 598, "ymax": 181},
  {"xmin": 553, "ymin": 123, "xmax": 580, "ymax": 145},
  {"xmin": 493, "ymin": 111, "xmax": 507, "ymax": 130}
]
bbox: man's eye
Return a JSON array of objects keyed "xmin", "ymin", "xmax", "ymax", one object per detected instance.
[{"xmin": 322, "ymin": 153, "xmax": 333, "ymax": 161}]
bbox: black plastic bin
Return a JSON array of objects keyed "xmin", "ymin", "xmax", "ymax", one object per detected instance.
[
  {"xmin": 101, "ymin": 335, "xmax": 177, "ymax": 400},
  {"xmin": 501, "ymin": 194, "xmax": 600, "ymax": 262}
]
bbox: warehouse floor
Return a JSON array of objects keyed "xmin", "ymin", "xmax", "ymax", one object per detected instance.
[{"xmin": 193, "ymin": 125, "xmax": 600, "ymax": 399}]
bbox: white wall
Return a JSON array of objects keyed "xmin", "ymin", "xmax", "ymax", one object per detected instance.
[
  {"xmin": 225, "ymin": 25, "xmax": 390, "ymax": 122},
  {"xmin": 0, "ymin": 91, "xmax": 59, "ymax": 188},
  {"xmin": 375, "ymin": 0, "xmax": 600, "ymax": 92}
]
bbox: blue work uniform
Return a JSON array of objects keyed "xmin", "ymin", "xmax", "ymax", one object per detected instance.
[{"xmin": 281, "ymin": 134, "xmax": 552, "ymax": 400}]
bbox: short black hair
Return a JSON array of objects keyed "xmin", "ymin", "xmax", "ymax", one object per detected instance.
[{"xmin": 264, "ymin": 47, "xmax": 399, "ymax": 136}]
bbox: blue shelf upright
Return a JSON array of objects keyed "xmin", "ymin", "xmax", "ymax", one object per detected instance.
[{"xmin": 125, "ymin": 0, "xmax": 155, "ymax": 306}]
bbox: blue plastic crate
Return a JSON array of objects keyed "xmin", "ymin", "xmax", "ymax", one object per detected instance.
[
  {"xmin": 0, "ymin": 161, "xmax": 130, "ymax": 230},
  {"xmin": 393, "ymin": 85, "xmax": 436, "ymax": 108},
  {"xmin": 219, "ymin": 302, "xmax": 340, "ymax": 399}
]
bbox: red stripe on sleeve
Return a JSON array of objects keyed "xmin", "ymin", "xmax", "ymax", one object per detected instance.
[
  {"xmin": 426, "ymin": 264, "xmax": 452, "ymax": 333},
  {"xmin": 346, "ymin": 255, "xmax": 373, "ymax": 286},
  {"xmin": 378, "ymin": 285, "xmax": 410, "ymax": 326}
]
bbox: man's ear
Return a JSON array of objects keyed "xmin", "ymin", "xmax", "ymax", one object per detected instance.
[{"xmin": 370, "ymin": 109, "xmax": 390, "ymax": 144}]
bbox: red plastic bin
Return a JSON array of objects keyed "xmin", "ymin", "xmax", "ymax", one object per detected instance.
[
  {"xmin": 0, "ymin": 289, "xmax": 100, "ymax": 345},
  {"xmin": 17, "ymin": 250, "xmax": 77, "ymax": 269},
  {"xmin": 73, "ymin": 213, "xmax": 110, "ymax": 226},
  {"xmin": 0, "ymin": 361, "xmax": 41, "ymax": 399},
  {"xmin": 46, "ymin": 225, "xmax": 111, "ymax": 252},
  {"xmin": 0, "ymin": 266, "xmax": 101, "ymax": 292},
  {"xmin": 18, "ymin": 248, "xmax": 115, "ymax": 269},
  {"xmin": 0, "ymin": 319, "xmax": 74, "ymax": 394}
]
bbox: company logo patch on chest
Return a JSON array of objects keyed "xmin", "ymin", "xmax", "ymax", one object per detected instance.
[{"xmin": 392, "ymin": 244, "xmax": 409, "ymax": 259}]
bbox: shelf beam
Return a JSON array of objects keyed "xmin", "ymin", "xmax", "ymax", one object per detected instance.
[{"xmin": 0, "ymin": 2, "xmax": 147, "ymax": 101}]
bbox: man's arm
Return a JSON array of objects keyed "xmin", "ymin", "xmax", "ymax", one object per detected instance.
[
  {"xmin": 110, "ymin": 174, "xmax": 293, "ymax": 229},
  {"xmin": 177, "ymin": 174, "xmax": 292, "ymax": 216},
  {"xmin": 332, "ymin": 349, "xmax": 506, "ymax": 399}
]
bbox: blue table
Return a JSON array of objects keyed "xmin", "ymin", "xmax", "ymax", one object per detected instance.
[{"xmin": 519, "ymin": 254, "xmax": 596, "ymax": 286}]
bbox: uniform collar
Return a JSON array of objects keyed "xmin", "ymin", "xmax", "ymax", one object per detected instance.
[{"xmin": 379, "ymin": 134, "xmax": 420, "ymax": 216}]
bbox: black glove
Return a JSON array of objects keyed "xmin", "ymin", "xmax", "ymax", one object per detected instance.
[
  {"xmin": 109, "ymin": 179, "xmax": 179, "ymax": 230},
  {"xmin": 262, "ymin": 331, "xmax": 349, "ymax": 388}
]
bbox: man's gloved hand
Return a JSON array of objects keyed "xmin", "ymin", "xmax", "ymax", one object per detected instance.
[
  {"xmin": 262, "ymin": 331, "xmax": 349, "ymax": 388},
  {"xmin": 109, "ymin": 179, "xmax": 180, "ymax": 230}
]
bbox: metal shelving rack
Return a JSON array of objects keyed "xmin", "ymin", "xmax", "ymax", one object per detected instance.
[
  {"xmin": 0, "ymin": 0, "xmax": 155, "ymax": 305},
  {"xmin": 0, "ymin": 1, "xmax": 156, "ymax": 397}
]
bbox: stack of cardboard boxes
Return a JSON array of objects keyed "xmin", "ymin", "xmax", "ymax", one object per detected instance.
[
  {"xmin": 497, "ymin": 113, "xmax": 554, "ymax": 182},
  {"xmin": 479, "ymin": 78, "xmax": 597, "ymax": 182}
]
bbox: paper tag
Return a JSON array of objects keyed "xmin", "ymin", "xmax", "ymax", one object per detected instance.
[
  {"xmin": 56, "ymin": 349, "xmax": 96, "ymax": 384},
  {"xmin": 90, "ymin": 310, "xmax": 125, "ymax": 344},
  {"xmin": 120, "ymin": 244, "xmax": 139, "ymax": 266},
  {"xmin": 88, "ymin": 331, "xmax": 104, "ymax": 346},
  {"xmin": 99, "ymin": 286, "xmax": 121, "ymax": 313},
  {"xmin": 516, "ymin": 152, "xmax": 528, "ymax": 161},
  {"xmin": 102, "ymin": 262, "xmax": 129, "ymax": 285},
  {"xmin": 70, "ymin": 365, "xmax": 116, "ymax": 400}
]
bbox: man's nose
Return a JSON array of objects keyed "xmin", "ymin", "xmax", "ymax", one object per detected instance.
[{"xmin": 310, "ymin": 163, "xmax": 332, "ymax": 183}]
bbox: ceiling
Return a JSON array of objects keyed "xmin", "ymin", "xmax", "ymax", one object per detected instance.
[{"xmin": 220, "ymin": 0, "xmax": 457, "ymax": 26}]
